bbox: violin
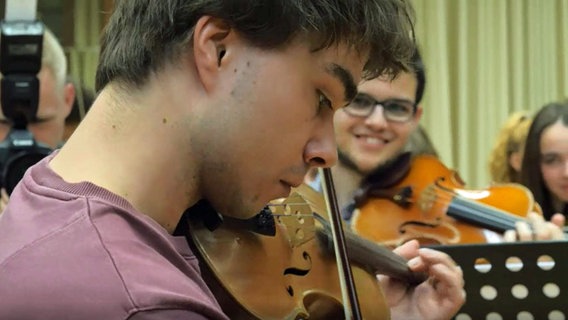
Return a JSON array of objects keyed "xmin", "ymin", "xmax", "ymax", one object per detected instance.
[
  {"xmin": 183, "ymin": 176, "xmax": 425, "ymax": 319},
  {"xmin": 350, "ymin": 154, "xmax": 547, "ymax": 247}
]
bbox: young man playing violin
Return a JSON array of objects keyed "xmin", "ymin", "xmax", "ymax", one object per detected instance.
[
  {"xmin": 308, "ymin": 49, "xmax": 565, "ymax": 243},
  {"xmin": 0, "ymin": 1, "xmax": 465, "ymax": 319}
]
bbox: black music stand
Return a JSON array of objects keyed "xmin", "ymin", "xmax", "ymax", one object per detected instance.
[{"xmin": 433, "ymin": 241, "xmax": 568, "ymax": 320}]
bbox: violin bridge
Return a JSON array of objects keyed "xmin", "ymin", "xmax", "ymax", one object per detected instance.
[
  {"xmin": 419, "ymin": 185, "xmax": 437, "ymax": 212},
  {"xmin": 271, "ymin": 192, "xmax": 315, "ymax": 248}
]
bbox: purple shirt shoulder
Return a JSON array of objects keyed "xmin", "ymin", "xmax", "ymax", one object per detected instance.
[{"xmin": 0, "ymin": 155, "xmax": 229, "ymax": 320}]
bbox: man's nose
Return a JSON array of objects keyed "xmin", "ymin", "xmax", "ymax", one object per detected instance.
[
  {"xmin": 305, "ymin": 125, "xmax": 338, "ymax": 169},
  {"xmin": 364, "ymin": 105, "xmax": 388, "ymax": 128},
  {"xmin": 305, "ymin": 141, "xmax": 338, "ymax": 169}
]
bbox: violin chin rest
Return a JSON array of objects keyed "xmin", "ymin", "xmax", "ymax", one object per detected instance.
[{"xmin": 303, "ymin": 292, "xmax": 344, "ymax": 320}]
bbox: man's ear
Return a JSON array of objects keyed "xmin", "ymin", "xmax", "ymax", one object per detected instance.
[
  {"xmin": 413, "ymin": 104, "xmax": 424, "ymax": 123},
  {"xmin": 192, "ymin": 16, "xmax": 233, "ymax": 93},
  {"xmin": 62, "ymin": 82, "xmax": 75, "ymax": 118}
]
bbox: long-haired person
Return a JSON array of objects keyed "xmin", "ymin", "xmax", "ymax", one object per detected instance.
[{"xmin": 521, "ymin": 100, "xmax": 568, "ymax": 222}]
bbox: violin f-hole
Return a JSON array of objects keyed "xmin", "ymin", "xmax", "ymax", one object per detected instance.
[
  {"xmin": 398, "ymin": 220, "xmax": 441, "ymax": 234},
  {"xmin": 283, "ymin": 251, "xmax": 312, "ymax": 277},
  {"xmin": 284, "ymin": 251, "xmax": 312, "ymax": 297}
]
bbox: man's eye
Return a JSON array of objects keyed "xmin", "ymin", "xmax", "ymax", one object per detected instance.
[
  {"xmin": 351, "ymin": 96, "xmax": 372, "ymax": 109},
  {"xmin": 385, "ymin": 102, "xmax": 412, "ymax": 114},
  {"xmin": 317, "ymin": 91, "xmax": 333, "ymax": 113}
]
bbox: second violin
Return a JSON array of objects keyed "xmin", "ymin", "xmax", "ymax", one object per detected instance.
[{"xmin": 350, "ymin": 154, "xmax": 546, "ymax": 247}]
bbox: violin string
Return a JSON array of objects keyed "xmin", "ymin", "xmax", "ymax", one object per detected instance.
[
  {"xmin": 267, "ymin": 203, "xmax": 328, "ymax": 218},
  {"xmin": 267, "ymin": 203, "xmax": 311, "ymax": 207},
  {"xmin": 272, "ymin": 213, "xmax": 314, "ymax": 217},
  {"xmin": 433, "ymin": 196, "xmax": 521, "ymax": 221},
  {"xmin": 421, "ymin": 189, "xmax": 523, "ymax": 226},
  {"xmin": 423, "ymin": 188, "xmax": 520, "ymax": 216},
  {"xmin": 271, "ymin": 190, "xmax": 522, "ymax": 230}
]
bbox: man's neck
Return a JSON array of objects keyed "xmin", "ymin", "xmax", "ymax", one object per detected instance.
[{"xmin": 49, "ymin": 81, "xmax": 201, "ymax": 234}]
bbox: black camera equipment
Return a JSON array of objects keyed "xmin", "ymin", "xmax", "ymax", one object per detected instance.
[{"xmin": 0, "ymin": 19, "xmax": 52, "ymax": 195}]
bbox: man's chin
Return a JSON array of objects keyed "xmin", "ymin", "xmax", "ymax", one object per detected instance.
[
  {"xmin": 358, "ymin": 162, "xmax": 387, "ymax": 176},
  {"xmin": 356, "ymin": 155, "xmax": 391, "ymax": 173},
  {"xmin": 338, "ymin": 151, "xmax": 363, "ymax": 174}
]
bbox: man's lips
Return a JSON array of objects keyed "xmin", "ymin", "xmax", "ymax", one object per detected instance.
[
  {"xmin": 355, "ymin": 134, "xmax": 389, "ymax": 149},
  {"xmin": 277, "ymin": 179, "xmax": 303, "ymax": 198},
  {"xmin": 280, "ymin": 180, "xmax": 299, "ymax": 189}
]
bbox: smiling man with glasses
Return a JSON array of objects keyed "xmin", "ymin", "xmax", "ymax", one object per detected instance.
[
  {"xmin": 334, "ymin": 52, "xmax": 424, "ymax": 179},
  {"xmin": 305, "ymin": 48, "xmax": 565, "ymax": 244},
  {"xmin": 305, "ymin": 50, "xmax": 426, "ymax": 213}
]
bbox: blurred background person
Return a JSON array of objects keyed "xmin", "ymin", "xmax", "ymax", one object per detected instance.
[
  {"xmin": 0, "ymin": 28, "xmax": 75, "ymax": 148},
  {"xmin": 0, "ymin": 27, "xmax": 75, "ymax": 212},
  {"xmin": 520, "ymin": 100, "xmax": 568, "ymax": 222},
  {"xmin": 488, "ymin": 111, "xmax": 532, "ymax": 184},
  {"xmin": 64, "ymin": 81, "xmax": 94, "ymax": 141},
  {"xmin": 325, "ymin": 48, "xmax": 425, "ymax": 214}
]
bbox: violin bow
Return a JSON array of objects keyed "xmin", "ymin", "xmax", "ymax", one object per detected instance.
[{"xmin": 319, "ymin": 168, "xmax": 363, "ymax": 320}]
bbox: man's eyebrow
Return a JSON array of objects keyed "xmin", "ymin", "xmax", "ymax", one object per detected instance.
[
  {"xmin": 326, "ymin": 63, "xmax": 358, "ymax": 105},
  {"xmin": 358, "ymin": 92, "xmax": 415, "ymax": 104}
]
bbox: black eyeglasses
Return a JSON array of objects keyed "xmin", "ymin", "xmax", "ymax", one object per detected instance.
[{"xmin": 343, "ymin": 94, "xmax": 417, "ymax": 122}]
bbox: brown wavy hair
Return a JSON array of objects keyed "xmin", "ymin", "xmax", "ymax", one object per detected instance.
[
  {"xmin": 520, "ymin": 100, "xmax": 568, "ymax": 219},
  {"xmin": 96, "ymin": 0, "xmax": 416, "ymax": 92}
]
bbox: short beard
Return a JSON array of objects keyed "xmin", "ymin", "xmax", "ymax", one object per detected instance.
[
  {"xmin": 337, "ymin": 149, "xmax": 407, "ymax": 179},
  {"xmin": 337, "ymin": 150, "xmax": 371, "ymax": 175}
]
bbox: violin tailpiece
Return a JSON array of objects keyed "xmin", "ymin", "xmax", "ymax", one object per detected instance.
[{"xmin": 271, "ymin": 192, "xmax": 315, "ymax": 247}]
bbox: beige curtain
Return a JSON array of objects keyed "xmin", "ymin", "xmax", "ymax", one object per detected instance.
[
  {"xmin": 411, "ymin": 0, "xmax": 568, "ymax": 188},
  {"xmin": 67, "ymin": 0, "xmax": 102, "ymax": 91}
]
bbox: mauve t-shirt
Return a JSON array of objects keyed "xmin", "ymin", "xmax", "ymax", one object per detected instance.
[{"xmin": 0, "ymin": 154, "xmax": 229, "ymax": 320}]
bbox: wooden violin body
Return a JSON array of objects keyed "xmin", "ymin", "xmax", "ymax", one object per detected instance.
[
  {"xmin": 187, "ymin": 184, "xmax": 395, "ymax": 320},
  {"xmin": 351, "ymin": 154, "xmax": 542, "ymax": 247}
]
